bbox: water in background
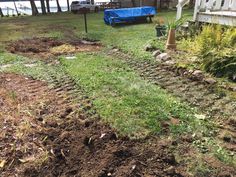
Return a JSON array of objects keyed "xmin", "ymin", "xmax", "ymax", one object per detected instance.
[
  {"xmin": 2, "ymin": 7, "xmax": 68, "ymax": 16},
  {"xmin": 0, "ymin": 0, "xmax": 110, "ymax": 16},
  {"xmin": 1, "ymin": 1, "xmax": 69, "ymax": 15}
]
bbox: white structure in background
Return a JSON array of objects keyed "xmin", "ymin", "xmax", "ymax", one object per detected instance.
[
  {"xmin": 177, "ymin": 0, "xmax": 236, "ymax": 26},
  {"xmin": 176, "ymin": 0, "xmax": 190, "ymax": 20}
]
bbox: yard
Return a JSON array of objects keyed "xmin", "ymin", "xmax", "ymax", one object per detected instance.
[{"xmin": 0, "ymin": 10, "xmax": 235, "ymax": 176}]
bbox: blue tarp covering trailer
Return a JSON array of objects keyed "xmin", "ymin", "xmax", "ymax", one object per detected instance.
[{"xmin": 104, "ymin": 6, "xmax": 157, "ymax": 26}]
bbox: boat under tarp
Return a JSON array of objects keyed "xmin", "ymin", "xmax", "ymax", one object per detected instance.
[{"xmin": 104, "ymin": 6, "xmax": 156, "ymax": 26}]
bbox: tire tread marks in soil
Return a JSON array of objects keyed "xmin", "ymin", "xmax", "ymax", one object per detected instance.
[{"xmin": 108, "ymin": 50, "xmax": 236, "ymax": 154}]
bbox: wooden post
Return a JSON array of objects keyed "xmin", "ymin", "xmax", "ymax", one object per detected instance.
[
  {"xmin": 84, "ymin": 13, "xmax": 88, "ymax": 33},
  {"xmin": 79, "ymin": 7, "xmax": 90, "ymax": 33}
]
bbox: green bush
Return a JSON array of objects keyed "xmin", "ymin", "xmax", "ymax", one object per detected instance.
[{"xmin": 186, "ymin": 25, "xmax": 236, "ymax": 81}]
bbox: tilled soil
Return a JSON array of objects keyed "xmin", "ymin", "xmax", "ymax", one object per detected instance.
[
  {"xmin": 108, "ymin": 50, "xmax": 236, "ymax": 155},
  {"xmin": 7, "ymin": 37, "xmax": 101, "ymax": 61},
  {"xmin": 1, "ymin": 73, "xmax": 235, "ymax": 177},
  {"xmin": 0, "ymin": 73, "xmax": 181, "ymax": 177}
]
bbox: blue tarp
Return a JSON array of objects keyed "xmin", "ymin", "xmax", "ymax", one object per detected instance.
[{"xmin": 104, "ymin": 6, "xmax": 157, "ymax": 26}]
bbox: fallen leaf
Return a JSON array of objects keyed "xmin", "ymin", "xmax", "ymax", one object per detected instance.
[
  {"xmin": 0, "ymin": 160, "xmax": 6, "ymax": 168},
  {"xmin": 19, "ymin": 156, "xmax": 36, "ymax": 163}
]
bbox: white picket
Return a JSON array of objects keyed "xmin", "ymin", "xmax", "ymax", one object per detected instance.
[
  {"xmin": 206, "ymin": 0, "xmax": 215, "ymax": 10},
  {"xmin": 231, "ymin": 0, "xmax": 236, "ymax": 10},
  {"xmin": 222, "ymin": 0, "xmax": 231, "ymax": 10},
  {"xmin": 177, "ymin": 0, "xmax": 236, "ymax": 26},
  {"xmin": 213, "ymin": 0, "xmax": 223, "ymax": 10},
  {"xmin": 200, "ymin": 0, "xmax": 208, "ymax": 10}
]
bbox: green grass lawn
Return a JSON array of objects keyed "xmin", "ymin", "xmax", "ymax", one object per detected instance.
[{"xmin": 0, "ymin": 10, "xmax": 193, "ymax": 59}]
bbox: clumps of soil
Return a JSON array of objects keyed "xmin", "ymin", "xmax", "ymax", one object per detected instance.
[
  {"xmin": 0, "ymin": 73, "xmax": 235, "ymax": 177},
  {"xmin": 7, "ymin": 37, "xmax": 102, "ymax": 60}
]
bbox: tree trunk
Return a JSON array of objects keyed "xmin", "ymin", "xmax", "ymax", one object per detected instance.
[
  {"xmin": 29, "ymin": 0, "xmax": 39, "ymax": 16},
  {"xmin": 67, "ymin": 0, "xmax": 70, "ymax": 11},
  {"xmin": 45, "ymin": 0, "xmax": 50, "ymax": 13},
  {"xmin": 0, "ymin": 7, "xmax": 4, "ymax": 17},
  {"xmin": 56, "ymin": 0, "xmax": 62, "ymax": 12},
  {"xmin": 131, "ymin": 0, "xmax": 136, "ymax": 7},
  {"xmin": 40, "ymin": 0, "xmax": 46, "ymax": 14},
  {"xmin": 154, "ymin": 0, "xmax": 158, "ymax": 8},
  {"xmin": 13, "ymin": 0, "xmax": 19, "ymax": 15}
]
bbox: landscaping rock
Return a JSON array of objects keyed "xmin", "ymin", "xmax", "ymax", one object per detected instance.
[
  {"xmin": 112, "ymin": 48, "xmax": 119, "ymax": 52},
  {"xmin": 144, "ymin": 44, "xmax": 155, "ymax": 51},
  {"xmin": 164, "ymin": 60, "xmax": 175, "ymax": 65},
  {"xmin": 193, "ymin": 70, "xmax": 203, "ymax": 76},
  {"xmin": 192, "ymin": 70, "xmax": 204, "ymax": 79},
  {"xmin": 188, "ymin": 69, "xmax": 194, "ymax": 74},
  {"xmin": 152, "ymin": 50, "xmax": 161, "ymax": 57},
  {"xmin": 156, "ymin": 53, "xmax": 171, "ymax": 62},
  {"xmin": 204, "ymin": 78, "xmax": 217, "ymax": 85}
]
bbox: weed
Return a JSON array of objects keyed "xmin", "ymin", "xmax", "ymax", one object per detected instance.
[
  {"xmin": 191, "ymin": 161, "xmax": 213, "ymax": 177},
  {"xmin": 16, "ymin": 120, "xmax": 32, "ymax": 139},
  {"xmin": 8, "ymin": 91, "xmax": 17, "ymax": 102}
]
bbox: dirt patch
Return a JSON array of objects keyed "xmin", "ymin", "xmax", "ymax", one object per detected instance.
[
  {"xmin": 0, "ymin": 73, "xmax": 235, "ymax": 177},
  {"xmin": 7, "ymin": 37, "xmax": 102, "ymax": 60}
]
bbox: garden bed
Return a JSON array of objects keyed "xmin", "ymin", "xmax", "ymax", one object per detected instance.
[{"xmin": 7, "ymin": 37, "xmax": 102, "ymax": 60}]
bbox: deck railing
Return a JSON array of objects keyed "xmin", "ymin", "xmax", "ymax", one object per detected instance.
[
  {"xmin": 194, "ymin": 0, "xmax": 236, "ymax": 20},
  {"xmin": 198, "ymin": 0, "xmax": 236, "ymax": 11},
  {"xmin": 177, "ymin": 0, "xmax": 236, "ymax": 25}
]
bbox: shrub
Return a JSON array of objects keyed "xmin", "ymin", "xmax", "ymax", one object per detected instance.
[{"xmin": 184, "ymin": 25, "xmax": 236, "ymax": 81}]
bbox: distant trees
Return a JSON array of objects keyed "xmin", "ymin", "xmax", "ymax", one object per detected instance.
[
  {"xmin": 27, "ymin": 0, "xmax": 68, "ymax": 16},
  {"xmin": 0, "ymin": 7, "xmax": 4, "ymax": 17},
  {"xmin": 40, "ymin": 0, "xmax": 46, "ymax": 14},
  {"xmin": 45, "ymin": 0, "xmax": 50, "ymax": 13},
  {"xmin": 67, "ymin": 0, "xmax": 70, "ymax": 11},
  {"xmin": 13, "ymin": 0, "xmax": 19, "ymax": 15},
  {"xmin": 56, "ymin": 0, "xmax": 62, "ymax": 12}
]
